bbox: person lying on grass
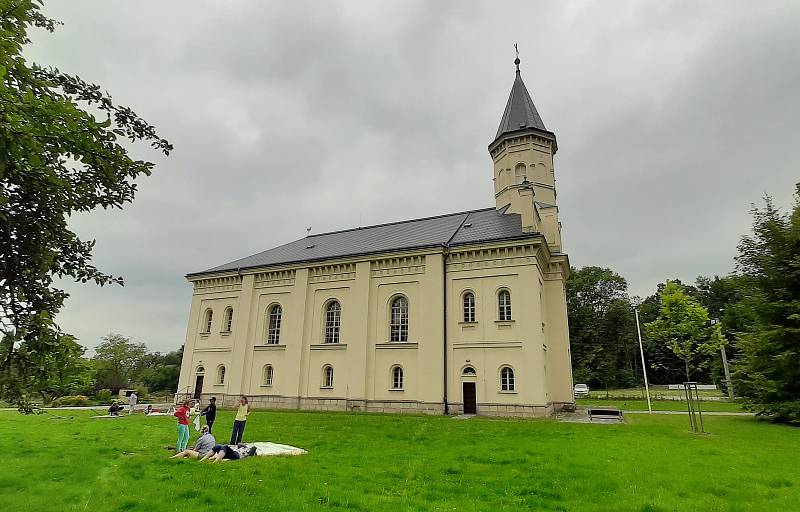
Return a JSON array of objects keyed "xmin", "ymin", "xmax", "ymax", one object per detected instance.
[
  {"xmin": 170, "ymin": 425, "xmax": 216, "ymax": 459},
  {"xmin": 199, "ymin": 443, "xmax": 257, "ymax": 463}
]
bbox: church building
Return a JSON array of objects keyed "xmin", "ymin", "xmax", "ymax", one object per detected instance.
[{"xmin": 177, "ymin": 57, "xmax": 574, "ymax": 416}]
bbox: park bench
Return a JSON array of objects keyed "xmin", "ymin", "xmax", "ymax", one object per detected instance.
[{"xmin": 588, "ymin": 406, "xmax": 624, "ymax": 422}]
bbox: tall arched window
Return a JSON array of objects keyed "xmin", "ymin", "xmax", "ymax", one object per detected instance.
[
  {"xmin": 498, "ymin": 290, "xmax": 512, "ymax": 321},
  {"xmin": 196, "ymin": 366, "xmax": 205, "ymax": 375},
  {"xmin": 324, "ymin": 301, "xmax": 341, "ymax": 344},
  {"xmin": 500, "ymin": 366, "xmax": 515, "ymax": 391},
  {"xmin": 389, "ymin": 296, "xmax": 409, "ymax": 342},
  {"xmin": 203, "ymin": 309, "xmax": 213, "ymax": 333},
  {"xmin": 216, "ymin": 365, "xmax": 226, "ymax": 385},
  {"xmin": 223, "ymin": 307, "xmax": 234, "ymax": 332},
  {"xmin": 322, "ymin": 365, "xmax": 334, "ymax": 388},
  {"xmin": 463, "ymin": 292, "xmax": 476, "ymax": 323},
  {"xmin": 267, "ymin": 304, "xmax": 282, "ymax": 344},
  {"xmin": 515, "ymin": 163, "xmax": 527, "ymax": 184},
  {"xmin": 263, "ymin": 364, "xmax": 274, "ymax": 386},
  {"xmin": 391, "ymin": 366, "xmax": 404, "ymax": 389}
]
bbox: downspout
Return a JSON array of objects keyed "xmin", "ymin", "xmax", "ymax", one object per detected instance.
[{"xmin": 442, "ymin": 214, "xmax": 471, "ymax": 415}]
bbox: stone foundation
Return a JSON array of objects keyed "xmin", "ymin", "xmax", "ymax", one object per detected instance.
[{"xmin": 192, "ymin": 393, "xmax": 562, "ymax": 418}]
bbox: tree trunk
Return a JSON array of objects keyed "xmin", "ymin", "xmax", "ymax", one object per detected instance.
[{"xmin": 684, "ymin": 356, "xmax": 691, "ymax": 382}]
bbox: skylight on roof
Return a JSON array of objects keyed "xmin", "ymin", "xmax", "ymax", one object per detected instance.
[{"xmin": 305, "ymin": 244, "xmax": 316, "ymax": 249}]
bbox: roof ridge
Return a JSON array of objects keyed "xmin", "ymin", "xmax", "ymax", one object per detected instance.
[{"xmin": 306, "ymin": 206, "xmax": 497, "ymax": 238}]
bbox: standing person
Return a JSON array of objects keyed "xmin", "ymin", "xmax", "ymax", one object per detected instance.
[
  {"xmin": 200, "ymin": 397, "xmax": 217, "ymax": 433},
  {"xmin": 173, "ymin": 400, "xmax": 191, "ymax": 453},
  {"xmin": 229, "ymin": 395, "xmax": 250, "ymax": 445},
  {"xmin": 128, "ymin": 391, "xmax": 138, "ymax": 415}
]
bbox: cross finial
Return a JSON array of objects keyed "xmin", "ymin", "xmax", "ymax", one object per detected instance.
[{"xmin": 514, "ymin": 43, "xmax": 521, "ymax": 73}]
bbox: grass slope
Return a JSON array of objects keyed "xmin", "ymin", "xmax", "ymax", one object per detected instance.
[{"xmin": 0, "ymin": 410, "xmax": 797, "ymax": 511}]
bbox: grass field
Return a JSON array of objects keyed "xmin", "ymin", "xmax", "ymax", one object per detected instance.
[
  {"xmin": 575, "ymin": 398, "xmax": 745, "ymax": 412},
  {"xmin": 0, "ymin": 409, "xmax": 798, "ymax": 511}
]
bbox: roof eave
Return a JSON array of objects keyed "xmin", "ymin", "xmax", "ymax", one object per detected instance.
[{"xmin": 488, "ymin": 126, "xmax": 558, "ymax": 154}]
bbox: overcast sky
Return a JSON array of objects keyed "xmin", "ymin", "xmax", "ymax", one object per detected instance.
[{"xmin": 27, "ymin": 1, "xmax": 800, "ymax": 353}]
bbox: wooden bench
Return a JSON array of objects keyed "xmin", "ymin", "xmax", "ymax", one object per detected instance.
[{"xmin": 588, "ymin": 407, "xmax": 624, "ymax": 422}]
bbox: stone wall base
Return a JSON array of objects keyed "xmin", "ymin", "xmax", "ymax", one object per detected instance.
[{"xmin": 192, "ymin": 393, "xmax": 561, "ymax": 418}]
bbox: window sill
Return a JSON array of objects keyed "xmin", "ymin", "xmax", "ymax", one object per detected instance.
[
  {"xmin": 495, "ymin": 320, "xmax": 515, "ymax": 327},
  {"xmin": 388, "ymin": 388, "xmax": 404, "ymax": 392},
  {"xmin": 254, "ymin": 344, "xmax": 287, "ymax": 351},
  {"xmin": 259, "ymin": 384, "xmax": 273, "ymax": 388},
  {"xmin": 199, "ymin": 332, "xmax": 210, "ymax": 338},
  {"xmin": 311, "ymin": 343, "xmax": 347, "ymax": 350},
  {"xmin": 499, "ymin": 390, "xmax": 517, "ymax": 394},
  {"xmin": 375, "ymin": 342, "xmax": 418, "ymax": 349},
  {"xmin": 320, "ymin": 386, "xmax": 334, "ymax": 390},
  {"xmin": 213, "ymin": 383, "xmax": 224, "ymax": 387},
  {"xmin": 459, "ymin": 321, "xmax": 478, "ymax": 326},
  {"xmin": 220, "ymin": 331, "xmax": 231, "ymax": 337}
]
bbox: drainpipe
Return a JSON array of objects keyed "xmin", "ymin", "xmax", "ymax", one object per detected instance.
[
  {"xmin": 442, "ymin": 214, "xmax": 470, "ymax": 415},
  {"xmin": 442, "ymin": 245, "xmax": 450, "ymax": 415}
]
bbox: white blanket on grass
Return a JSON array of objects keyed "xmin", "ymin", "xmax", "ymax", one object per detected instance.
[{"xmin": 247, "ymin": 442, "xmax": 306, "ymax": 456}]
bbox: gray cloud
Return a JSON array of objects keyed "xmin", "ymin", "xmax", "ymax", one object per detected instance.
[{"xmin": 28, "ymin": 0, "xmax": 800, "ymax": 352}]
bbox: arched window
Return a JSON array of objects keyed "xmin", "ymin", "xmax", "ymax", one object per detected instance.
[
  {"xmin": 500, "ymin": 366, "xmax": 515, "ymax": 391},
  {"xmin": 216, "ymin": 365, "xmax": 226, "ymax": 385},
  {"xmin": 391, "ymin": 366, "xmax": 404, "ymax": 389},
  {"xmin": 267, "ymin": 304, "xmax": 282, "ymax": 344},
  {"xmin": 263, "ymin": 365, "xmax": 274, "ymax": 386},
  {"xmin": 463, "ymin": 292, "xmax": 476, "ymax": 323},
  {"xmin": 196, "ymin": 366, "xmax": 205, "ymax": 374},
  {"xmin": 389, "ymin": 296, "xmax": 409, "ymax": 342},
  {"xmin": 223, "ymin": 307, "xmax": 234, "ymax": 332},
  {"xmin": 462, "ymin": 366, "xmax": 477, "ymax": 376},
  {"xmin": 515, "ymin": 163, "xmax": 527, "ymax": 184},
  {"xmin": 324, "ymin": 301, "xmax": 341, "ymax": 344},
  {"xmin": 203, "ymin": 309, "xmax": 213, "ymax": 333},
  {"xmin": 498, "ymin": 290, "xmax": 512, "ymax": 321},
  {"xmin": 322, "ymin": 365, "xmax": 334, "ymax": 388}
]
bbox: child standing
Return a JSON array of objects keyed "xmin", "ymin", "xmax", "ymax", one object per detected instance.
[
  {"xmin": 200, "ymin": 396, "xmax": 217, "ymax": 433},
  {"xmin": 173, "ymin": 400, "xmax": 191, "ymax": 452}
]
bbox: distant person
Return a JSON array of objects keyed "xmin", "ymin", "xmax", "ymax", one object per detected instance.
[
  {"xmin": 230, "ymin": 395, "xmax": 250, "ymax": 445},
  {"xmin": 200, "ymin": 397, "xmax": 217, "ymax": 433},
  {"xmin": 128, "ymin": 392, "xmax": 138, "ymax": 415},
  {"xmin": 170, "ymin": 425, "xmax": 216, "ymax": 459},
  {"xmin": 108, "ymin": 402, "xmax": 121, "ymax": 416},
  {"xmin": 173, "ymin": 400, "xmax": 191, "ymax": 453},
  {"xmin": 200, "ymin": 443, "xmax": 257, "ymax": 463}
]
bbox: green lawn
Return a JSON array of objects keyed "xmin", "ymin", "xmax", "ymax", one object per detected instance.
[
  {"xmin": 0, "ymin": 409, "xmax": 797, "ymax": 511},
  {"xmin": 576, "ymin": 398, "xmax": 745, "ymax": 412}
]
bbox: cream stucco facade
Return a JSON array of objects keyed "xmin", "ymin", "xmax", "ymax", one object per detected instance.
[{"xmin": 177, "ymin": 61, "xmax": 574, "ymax": 417}]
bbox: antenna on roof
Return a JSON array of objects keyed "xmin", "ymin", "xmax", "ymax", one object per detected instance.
[
  {"xmin": 514, "ymin": 43, "xmax": 521, "ymax": 73},
  {"xmin": 306, "ymin": 226, "xmax": 312, "ymax": 236}
]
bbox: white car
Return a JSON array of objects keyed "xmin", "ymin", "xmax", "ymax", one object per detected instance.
[{"xmin": 573, "ymin": 383, "xmax": 589, "ymax": 398}]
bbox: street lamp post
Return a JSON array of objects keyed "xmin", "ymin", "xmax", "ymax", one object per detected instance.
[{"xmin": 635, "ymin": 308, "xmax": 653, "ymax": 414}]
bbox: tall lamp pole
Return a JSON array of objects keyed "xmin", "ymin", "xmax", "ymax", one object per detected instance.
[{"xmin": 635, "ymin": 308, "xmax": 653, "ymax": 414}]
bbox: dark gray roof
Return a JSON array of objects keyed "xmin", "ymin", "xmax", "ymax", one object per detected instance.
[
  {"xmin": 495, "ymin": 69, "xmax": 547, "ymax": 139},
  {"xmin": 191, "ymin": 207, "xmax": 538, "ymax": 277}
]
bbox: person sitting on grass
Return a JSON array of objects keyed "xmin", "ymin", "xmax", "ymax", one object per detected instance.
[
  {"xmin": 170, "ymin": 425, "xmax": 216, "ymax": 459},
  {"xmin": 108, "ymin": 402, "xmax": 121, "ymax": 416},
  {"xmin": 199, "ymin": 443, "xmax": 257, "ymax": 463}
]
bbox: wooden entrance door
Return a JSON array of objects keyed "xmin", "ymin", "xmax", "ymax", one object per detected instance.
[
  {"xmin": 462, "ymin": 382, "xmax": 477, "ymax": 414},
  {"xmin": 194, "ymin": 375, "xmax": 204, "ymax": 400}
]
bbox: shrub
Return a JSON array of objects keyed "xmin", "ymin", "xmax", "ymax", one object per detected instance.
[
  {"xmin": 96, "ymin": 389, "xmax": 113, "ymax": 404},
  {"xmin": 51, "ymin": 395, "xmax": 89, "ymax": 407}
]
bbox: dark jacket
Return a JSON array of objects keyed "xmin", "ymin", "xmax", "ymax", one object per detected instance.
[{"xmin": 200, "ymin": 403, "xmax": 216, "ymax": 422}]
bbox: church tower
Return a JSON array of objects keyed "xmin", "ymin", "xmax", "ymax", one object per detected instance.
[{"xmin": 489, "ymin": 54, "xmax": 562, "ymax": 253}]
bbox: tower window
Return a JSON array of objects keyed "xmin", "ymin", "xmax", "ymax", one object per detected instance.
[
  {"xmin": 203, "ymin": 309, "xmax": 213, "ymax": 333},
  {"xmin": 463, "ymin": 292, "xmax": 476, "ymax": 323},
  {"xmin": 267, "ymin": 304, "xmax": 282, "ymax": 344},
  {"xmin": 223, "ymin": 307, "xmax": 234, "ymax": 332},
  {"xmin": 389, "ymin": 296, "xmax": 409, "ymax": 342},
  {"xmin": 263, "ymin": 365, "xmax": 274, "ymax": 386},
  {"xmin": 324, "ymin": 301, "xmax": 341, "ymax": 344},
  {"xmin": 500, "ymin": 366, "xmax": 515, "ymax": 391},
  {"xmin": 498, "ymin": 290, "xmax": 512, "ymax": 321}
]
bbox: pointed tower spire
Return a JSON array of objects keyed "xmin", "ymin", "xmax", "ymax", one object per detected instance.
[{"xmin": 494, "ymin": 48, "xmax": 548, "ymax": 139}]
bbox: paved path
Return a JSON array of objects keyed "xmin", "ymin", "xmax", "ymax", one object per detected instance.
[{"xmin": 623, "ymin": 410, "xmax": 753, "ymax": 416}]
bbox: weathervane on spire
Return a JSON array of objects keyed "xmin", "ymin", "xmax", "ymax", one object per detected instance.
[{"xmin": 514, "ymin": 43, "xmax": 521, "ymax": 73}]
